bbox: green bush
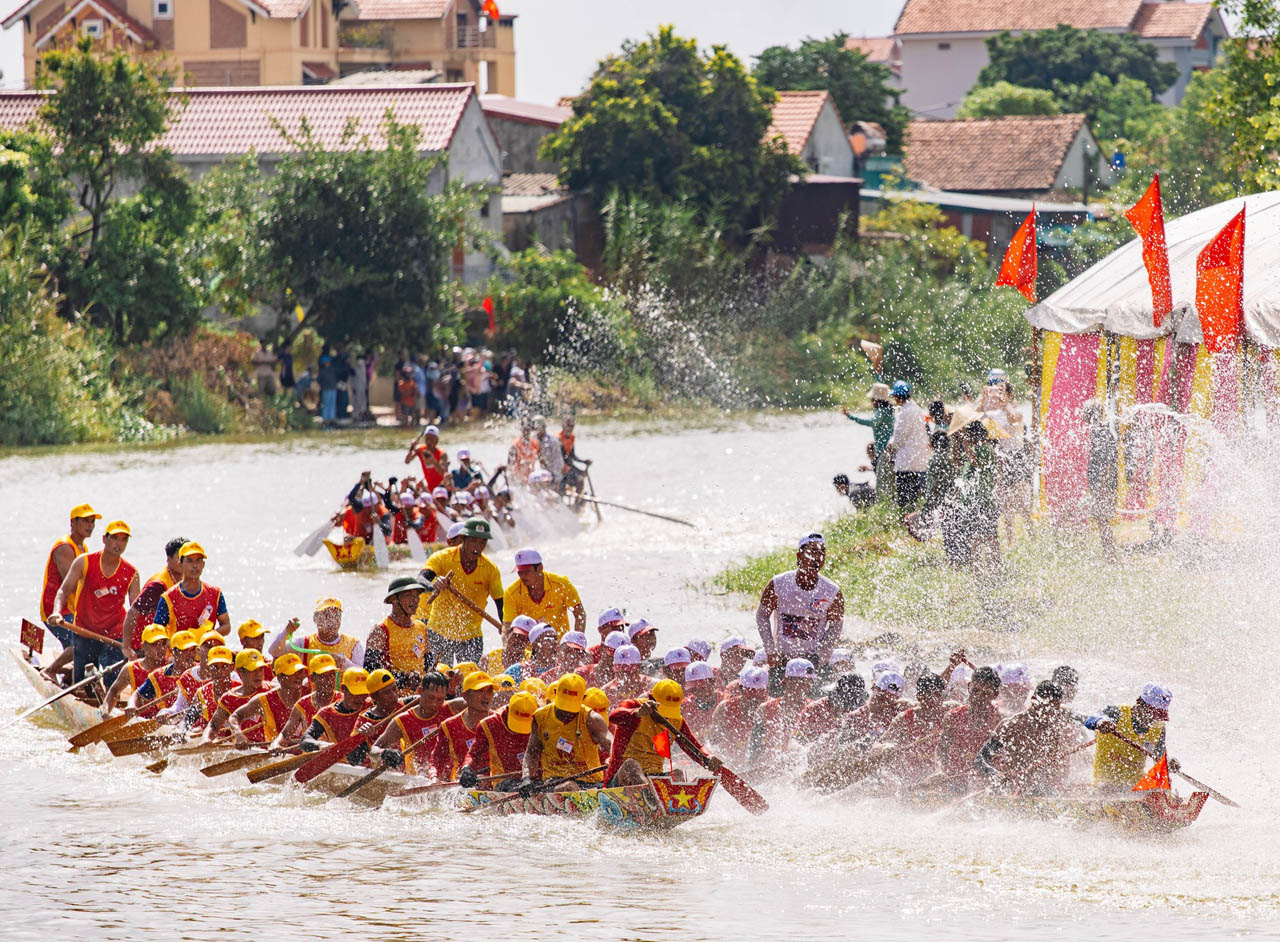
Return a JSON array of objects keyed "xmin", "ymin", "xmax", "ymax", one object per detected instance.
[{"xmin": 169, "ymin": 373, "xmax": 235, "ymax": 434}]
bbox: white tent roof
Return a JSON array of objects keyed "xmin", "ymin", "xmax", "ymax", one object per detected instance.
[{"xmin": 1026, "ymin": 190, "xmax": 1280, "ymax": 347}]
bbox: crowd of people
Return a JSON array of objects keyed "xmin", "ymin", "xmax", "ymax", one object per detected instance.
[{"xmin": 33, "ymin": 505, "xmax": 1178, "ymax": 803}]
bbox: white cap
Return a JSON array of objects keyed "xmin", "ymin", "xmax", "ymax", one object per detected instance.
[
  {"xmin": 432, "ymin": 486, "xmax": 449, "ymax": 499},
  {"xmin": 720, "ymin": 636, "xmax": 747, "ymax": 652},
  {"xmin": 509, "ymin": 615, "xmax": 537, "ymax": 635},
  {"xmin": 798, "ymin": 532, "xmax": 825, "ymax": 549},
  {"xmin": 663, "ymin": 648, "xmax": 691, "ymax": 667},
  {"xmin": 785, "ymin": 658, "xmax": 817, "ymax": 679},
  {"xmin": 560, "ymin": 631, "xmax": 588, "ymax": 650},
  {"xmin": 455, "ymin": 491, "xmax": 473, "ymax": 504},
  {"xmin": 740, "ymin": 666, "xmax": 769, "ymax": 691},
  {"xmin": 457, "ymin": 448, "xmax": 470, "ymax": 460},
  {"xmin": 613, "ymin": 644, "xmax": 642, "ymax": 666},
  {"xmin": 871, "ymin": 660, "xmax": 900, "ymax": 678},
  {"xmin": 626, "ymin": 619, "xmax": 656, "ymax": 640},
  {"xmin": 603, "ymin": 630, "xmax": 630, "ymax": 650},
  {"xmin": 829, "ymin": 648, "xmax": 853, "ymax": 665},
  {"xmin": 998, "ymin": 664, "xmax": 1030, "ymax": 686},
  {"xmin": 1140, "ymin": 682, "xmax": 1172, "ymax": 713},
  {"xmin": 948, "ymin": 664, "xmax": 974, "ymax": 686},
  {"xmin": 424, "ymin": 425, "xmax": 440, "ymax": 437},
  {"xmin": 400, "ymin": 493, "xmax": 417, "ymax": 506},
  {"xmin": 360, "ymin": 493, "xmax": 375, "ymax": 506},
  {"xmin": 687, "ymin": 639, "xmax": 712, "ymax": 659},
  {"xmin": 752, "ymin": 649, "xmax": 769, "ymax": 666},
  {"xmin": 597, "ymin": 607, "xmax": 625, "ymax": 629},
  {"xmin": 514, "ymin": 548, "xmax": 543, "ymax": 569},
  {"xmin": 875, "ymin": 672, "xmax": 905, "ymax": 693},
  {"xmin": 475, "ymin": 486, "xmax": 490, "ymax": 498},
  {"xmin": 686, "ymin": 662, "xmax": 714, "ymax": 683},
  {"xmin": 446, "ymin": 522, "xmax": 465, "ymax": 540},
  {"xmin": 529, "ymin": 624, "xmax": 555, "ymax": 644},
  {"xmin": 531, "ymin": 469, "xmax": 554, "ymax": 483}
]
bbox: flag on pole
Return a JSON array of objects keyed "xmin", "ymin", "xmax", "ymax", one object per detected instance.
[
  {"xmin": 995, "ymin": 206, "xmax": 1038, "ymax": 303},
  {"xmin": 652, "ymin": 727, "xmax": 674, "ymax": 775},
  {"xmin": 1124, "ymin": 174, "xmax": 1173, "ymax": 327},
  {"xmin": 1131, "ymin": 754, "xmax": 1172, "ymax": 792},
  {"xmin": 1195, "ymin": 207, "xmax": 1246, "ymax": 353},
  {"xmin": 482, "ymin": 295, "xmax": 495, "ymax": 332},
  {"xmin": 481, "ymin": 0, "xmax": 499, "ymax": 22}
]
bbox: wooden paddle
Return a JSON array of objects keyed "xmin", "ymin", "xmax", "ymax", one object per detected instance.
[
  {"xmin": 60, "ymin": 622, "xmax": 124, "ymax": 649},
  {"xmin": 293, "ymin": 703, "xmax": 412, "ymax": 785},
  {"xmin": 246, "ymin": 751, "xmax": 313, "ymax": 784},
  {"xmin": 650, "ymin": 711, "xmax": 768, "ymax": 814},
  {"xmin": 202, "ymin": 747, "xmax": 297, "ymax": 777},
  {"xmin": 585, "ymin": 469, "xmax": 603, "ymax": 522},
  {"xmin": 434, "ymin": 572, "xmax": 504, "ymax": 631},
  {"xmin": 0, "ymin": 668, "xmax": 103, "ymax": 733},
  {"xmin": 107, "ymin": 731, "xmax": 183, "ymax": 757},
  {"xmin": 388, "ymin": 771, "xmax": 505, "ymax": 799},
  {"xmin": 457, "ymin": 764, "xmax": 609, "ymax": 813},
  {"xmin": 1103, "ymin": 728, "xmax": 1239, "ymax": 808},
  {"xmin": 330, "ymin": 727, "xmax": 440, "ymax": 800},
  {"xmin": 68, "ymin": 686, "xmax": 179, "ymax": 748},
  {"xmin": 573, "ymin": 494, "xmax": 693, "ymax": 528}
]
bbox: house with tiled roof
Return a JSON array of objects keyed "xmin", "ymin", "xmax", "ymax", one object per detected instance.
[
  {"xmin": 766, "ymin": 90, "xmax": 856, "ymax": 177},
  {"xmin": 479, "ymin": 93, "xmax": 569, "ymax": 173},
  {"xmin": 844, "ymin": 35, "xmax": 902, "ymax": 84},
  {"xmin": 892, "ymin": 0, "xmax": 1228, "ymax": 118},
  {"xmin": 2, "ymin": 0, "xmax": 516, "ymax": 93}
]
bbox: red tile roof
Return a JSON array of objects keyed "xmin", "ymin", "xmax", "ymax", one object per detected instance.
[
  {"xmin": 894, "ymin": 0, "xmax": 1144, "ymax": 34},
  {"xmin": 0, "ymin": 84, "xmax": 477, "ymax": 155},
  {"xmin": 765, "ymin": 90, "xmax": 831, "ymax": 155},
  {"xmin": 347, "ymin": 0, "xmax": 449, "ymax": 19},
  {"xmin": 479, "ymin": 94, "xmax": 569, "ymax": 128},
  {"xmin": 1132, "ymin": 1, "xmax": 1213, "ymax": 38},
  {"xmin": 4, "ymin": 0, "xmax": 310, "ymax": 27},
  {"xmin": 903, "ymin": 114, "xmax": 1088, "ymax": 193},
  {"xmin": 844, "ymin": 36, "xmax": 897, "ymax": 63},
  {"xmin": 32, "ymin": 0, "xmax": 157, "ymax": 46}
]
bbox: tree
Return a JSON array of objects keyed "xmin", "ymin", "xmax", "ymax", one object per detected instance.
[
  {"xmin": 1076, "ymin": 74, "xmax": 1167, "ymax": 144},
  {"xmin": 956, "ymin": 81, "xmax": 1062, "ymax": 118},
  {"xmin": 542, "ymin": 26, "xmax": 801, "ymax": 235},
  {"xmin": 753, "ymin": 34, "xmax": 909, "ymax": 152},
  {"xmin": 977, "ymin": 25, "xmax": 1178, "ymax": 102}
]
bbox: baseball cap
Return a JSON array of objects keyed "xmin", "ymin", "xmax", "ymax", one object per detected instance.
[
  {"xmin": 514, "ymin": 548, "xmax": 543, "ymax": 569},
  {"xmin": 70, "ymin": 503, "xmax": 102, "ymax": 520},
  {"xmin": 341, "ymin": 668, "xmax": 370, "ymax": 694},
  {"xmin": 597, "ymin": 607, "xmax": 626, "ymax": 629},
  {"xmin": 785, "ymin": 658, "xmax": 817, "ymax": 679},
  {"xmin": 237, "ymin": 619, "xmax": 269, "ymax": 640},
  {"xmin": 454, "ymin": 491, "xmax": 474, "ymax": 505},
  {"xmin": 432, "ymin": 486, "xmax": 450, "ymax": 499},
  {"xmin": 604, "ymin": 630, "xmax": 629, "ymax": 650},
  {"xmin": 234, "ymin": 649, "xmax": 266, "ymax": 672},
  {"xmin": 198, "ymin": 626, "xmax": 226, "ymax": 647},
  {"xmin": 626, "ymin": 619, "xmax": 656, "ymax": 640},
  {"xmin": 178, "ymin": 541, "xmax": 207, "ymax": 559},
  {"xmin": 948, "ymin": 664, "xmax": 974, "ymax": 686},
  {"xmin": 518, "ymin": 677, "xmax": 547, "ymax": 700},
  {"xmin": 104, "ymin": 520, "xmax": 131, "ymax": 536},
  {"xmin": 663, "ymin": 647, "xmax": 691, "ymax": 667},
  {"xmin": 798, "ymin": 533, "xmax": 825, "ymax": 549},
  {"xmin": 455, "ymin": 661, "xmax": 480, "ymax": 677},
  {"xmin": 273, "ymin": 653, "xmax": 306, "ymax": 677},
  {"xmin": 554, "ymin": 673, "xmax": 587, "ymax": 713},
  {"xmin": 459, "ymin": 517, "xmax": 492, "ymax": 540},
  {"xmin": 687, "ymin": 639, "xmax": 712, "ymax": 659},
  {"xmin": 314, "ymin": 596, "xmax": 343, "ymax": 613},
  {"xmin": 871, "ymin": 660, "xmax": 901, "ymax": 679},
  {"xmin": 463, "ymin": 672, "xmax": 496, "ymax": 693},
  {"xmin": 360, "ymin": 493, "xmax": 375, "ymax": 507},
  {"xmin": 685, "ymin": 662, "xmax": 714, "ymax": 683},
  {"xmin": 1140, "ymin": 682, "xmax": 1172, "ymax": 719},
  {"xmin": 475, "ymin": 486, "xmax": 491, "ymax": 499},
  {"xmin": 424, "ymin": 425, "xmax": 440, "ymax": 437},
  {"xmin": 528, "ymin": 624, "xmax": 556, "ymax": 644},
  {"xmin": 141, "ymin": 625, "xmax": 168, "ymax": 645},
  {"xmin": 447, "ymin": 522, "xmax": 465, "ymax": 540},
  {"xmin": 752, "ymin": 649, "xmax": 769, "ymax": 666},
  {"xmin": 613, "ymin": 644, "xmax": 642, "ymax": 666},
  {"xmin": 401, "ymin": 493, "xmax": 418, "ymax": 507},
  {"xmin": 740, "ymin": 666, "xmax": 769, "ymax": 691},
  {"xmin": 998, "ymin": 664, "xmax": 1030, "ymax": 686},
  {"xmin": 457, "ymin": 448, "xmax": 471, "ymax": 460},
  {"xmin": 206, "ymin": 646, "xmax": 234, "ymax": 666},
  {"xmin": 986, "ymin": 368, "xmax": 1009, "ymax": 385},
  {"xmin": 366, "ymin": 668, "xmax": 397, "ymax": 693},
  {"xmin": 508, "ymin": 615, "xmax": 537, "ymax": 637},
  {"xmin": 560, "ymin": 631, "xmax": 589, "ymax": 650},
  {"xmin": 868, "ymin": 382, "xmax": 891, "ymax": 402},
  {"xmin": 719, "ymin": 636, "xmax": 748, "ymax": 652},
  {"xmin": 506, "ymin": 692, "xmax": 537, "ymax": 733},
  {"xmin": 892, "ymin": 380, "xmax": 911, "ymax": 398},
  {"xmin": 494, "ymin": 673, "xmax": 518, "ymax": 689},
  {"xmin": 584, "ymin": 687, "xmax": 610, "ymax": 713},
  {"xmin": 651, "ymin": 679, "xmax": 683, "ymax": 720},
  {"xmin": 308, "ymin": 654, "xmax": 339, "ymax": 675},
  {"xmin": 169, "ymin": 630, "xmax": 197, "ymax": 651},
  {"xmin": 875, "ymin": 671, "xmax": 905, "ymax": 693},
  {"xmin": 829, "ymin": 648, "xmax": 853, "ymax": 665}
]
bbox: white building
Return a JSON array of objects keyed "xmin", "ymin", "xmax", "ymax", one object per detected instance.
[
  {"xmin": 766, "ymin": 89, "xmax": 856, "ymax": 178},
  {"xmin": 892, "ymin": 0, "xmax": 1229, "ymax": 119}
]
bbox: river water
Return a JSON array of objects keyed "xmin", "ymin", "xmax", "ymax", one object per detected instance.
[{"xmin": 1, "ymin": 413, "xmax": 1275, "ymax": 940}]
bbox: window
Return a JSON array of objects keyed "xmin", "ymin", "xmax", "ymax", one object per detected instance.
[
  {"xmin": 153, "ymin": 0, "xmax": 173, "ymax": 17},
  {"xmin": 937, "ymin": 42, "xmax": 951, "ymax": 50},
  {"xmin": 82, "ymin": 18, "xmax": 104, "ymax": 37}
]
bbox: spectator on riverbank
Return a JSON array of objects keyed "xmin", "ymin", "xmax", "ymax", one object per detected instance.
[
  {"xmin": 833, "ymin": 473, "xmax": 875, "ymax": 508},
  {"xmin": 352, "ymin": 351, "xmax": 370, "ymax": 421},
  {"xmin": 888, "ymin": 381, "xmax": 930, "ymax": 509},
  {"xmin": 278, "ymin": 342, "xmax": 295, "ymax": 392},
  {"xmin": 317, "ymin": 355, "xmax": 339, "ymax": 425},
  {"xmin": 251, "ymin": 341, "xmax": 278, "ymax": 396},
  {"xmin": 843, "ymin": 383, "xmax": 895, "ymax": 501}
]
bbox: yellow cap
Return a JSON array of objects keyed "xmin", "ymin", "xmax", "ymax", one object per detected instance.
[
  {"xmin": 506, "ymin": 692, "xmax": 537, "ymax": 734},
  {"xmin": 553, "ymin": 673, "xmax": 587, "ymax": 713},
  {"xmin": 308, "ymin": 653, "xmax": 338, "ymax": 675},
  {"xmin": 341, "ymin": 667, "xmax": 369, "ymax": 694},
  {"xmin": 584, "ymin": 687, "xmax": 610, "ymax": 714},
  {"xmin": 70, "ymin": 503, "xmax": 102, "ymax": 520},
  {"xmin": 206, "ymin": 645, "xmax": 234, "ymax": 666},
  {"xmin": 141, "ymin": 625, "xmax": 168, "ymax": 645},
  {"xmin": 455, "ymin": 661, "xmax": 479, "ymax": 677},
  {"xmin": 434, "ymin": 662, "xmax": 451, "ymax": 673},
  {"xmin": 462, "ymin": 671, "xmax": 496, "ymax": 693},
  {"xmin": 234, "ymin": 649, "xmax": 266, "ymax": 672},
  {"xmin": 169, "ymin": 630, "xmax": 198, "ymax": 650},
  {"xmin": 104, "ymin": 520, "xmax": 131, "ymax": 536},
  {"xmin": 518, "ymin": 677, "xmax": 547, "ymax": 701},
  {"xmin": 366, "ymin": 668, "xmax": 396, "ymax": 693},
  {"xmin": 178, "ymin": 541, "xmax": 206, "ymax": 559},
  {"xmin": 199, "ymin": 626, "xmax": 226, "ymax": 647},
  {"xmin": 237, "ymin": 619, "xmax": 269, "ymax": 639},
  {"xmin": 494, "ymin": 674, "xmax": 517, "ymax": 689},
  {"xmin": 314, "ymin": 596, "xmax": 343, "ymax": 613},
  {"xmin": 273, "ymin": 653, "xmax": 306, "ymax": 676},
  {"xmin": 651, "ymin": 679, "xmax": 684, "ymax": 720},
  {"xmin": 545, "ymin": 679, "xmax": 559, "ymax": 702}
]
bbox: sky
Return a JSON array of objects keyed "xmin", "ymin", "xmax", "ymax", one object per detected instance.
[{"xmin": 0, "ymin": 0, "xmax": 906, "ymax": 95}]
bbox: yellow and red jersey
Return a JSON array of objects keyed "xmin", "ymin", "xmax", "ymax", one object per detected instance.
[
  {"xmin": 467, "ymin": 710, "xmax": 529, "ymax": 778},
  {"xmin": 40, "ymin": 534, "xmax": 84, "ymax": 621},
  {"xmin": 71, "ymin": 552, "xmax": 137, "ymax": 639}
]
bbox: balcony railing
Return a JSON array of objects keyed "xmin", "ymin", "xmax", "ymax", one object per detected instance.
[{"xmin": 456, "ymin": 25, "xmax": 496, "ymax": 49}]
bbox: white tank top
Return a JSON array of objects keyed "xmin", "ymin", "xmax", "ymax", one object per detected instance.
[{"xmin": 770, "ymin": 570, "xmax": 839, "ymax": 654}]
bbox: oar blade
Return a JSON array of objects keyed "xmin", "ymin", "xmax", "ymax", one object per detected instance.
[
  {"xmin": 371, "ymin": 531, "xmax": 390, "ymax": 569},
  {"xmin": 334, "ymin": 767, "xmax": 385, "ymax": 799},
  {"xmin": 718, "ymin": 767, "xmax": 769, "ymax": 814},
  {"xmin": 67, "ymin": 710, "xmax": 131, "ymax": 748},
  {"xmin": 295, "ymin": 520, "xmax": 333, "ymax": 557},
  {"xmin": 201, "ymin": 750, "xmax": 275, "ymax": 777},
  {"xmin": 106, "ymin": 735, "xmax": 168, "ymax": 757},
  {"xmin": 405, "ymin": 529, "xmax": 427, "ymax": 563},
  {"xmin": 245, "ymin": 752, "xmax": 311, "ymax": 784}
]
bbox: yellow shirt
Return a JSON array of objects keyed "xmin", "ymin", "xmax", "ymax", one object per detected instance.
[
  {"xmin": 502, "ymin": 571, "xmax": 582, "ymax": 638},
  {"xmin": 418, "ymin": 546, "xmax": 503, "ymax": 641}
]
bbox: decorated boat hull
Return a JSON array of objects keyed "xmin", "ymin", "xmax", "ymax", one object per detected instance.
[
  {"xmin": 8, "ymin": 646, "xmax": 102, "ymax": 734},
  {"xmin": 461, "ymin": 776, "xmax": 717, "ymax": 829},
  {"xmin": 971, "ymin": 788, "xmax": 1209, "ymax": 832},
  {"xmin": 323, "ymin": 538, "xmax": 439, "ymax": 570}
]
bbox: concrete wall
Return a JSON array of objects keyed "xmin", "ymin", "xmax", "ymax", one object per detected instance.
[
  {"xmin": 503, "ymin": 196, "xmax": 576, "ymax": 252},
  {"xmin": 486, "ymin": 113, "xmax": 559, "ymax": 173},
  {"xmin": 898, "ymin": 35, "xmax": 990, "ymax": 119},
  {"xmin": 1054, "ymin": 127, "xmax": 1118, "ymax": 192},
  {"xmin": 446, "ymin": 95, "xmax": 503, "ymax": 282},
  {"xmin": 803, "ymin": 98, "xmax": 854, "ymax": 177}
]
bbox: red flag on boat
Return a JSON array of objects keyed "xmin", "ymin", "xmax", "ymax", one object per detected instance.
[
  {"xmin": 1132, "ymin": 754, "xmax": 1172, "ymax": 792},
  {"xmin": 995, "ymin": 206, "xmax": 1038, "ymax": 303},
  {"xmin": 481, "ymin": 0, "xmax": 499, "ymax": 22},
  {"xmin": 652, "ymin": 727, "xmax": 673, "ymax": 776},
  {"xmin": 482, "ymin": 295, "xmax": 495, "ymax": 332},
  {"xmin": 1196, "ymin": 207, "xmax": 1246, "ymax": 353},
  {"xmin": 1124, "ymin": 174, "xmax": 1173, "ymax": 327}
]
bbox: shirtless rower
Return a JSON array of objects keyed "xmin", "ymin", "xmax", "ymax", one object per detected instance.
[
  {"xmin": 606, "ymin": 681, "xmax": 723, "ymax": 786},
  {"xmin": 120, "ymin": 536, "xmax": 185, "ymax": 660},
  {"xmin": 802, "ymin": 671, "xmax": 909, "ymax": 790},
  {"xmin": 49, "ymin": 520, "xmax": 141, "ymax": 684},
  {"xmin": 976, "ymin": 681, "xmax": 1078, "ymax": 795},
  {"xmin": 431, "ymin": 671, "xmax": 496, "ymax": 781},
  {"xmin": 933, "ymin": 666, "xmax": 1003, "ymax": 789},
  {"xmin": 457, "ymin": 690, "xmax": 539, "ymax": 790},
  {"xmin": 372, "ymin": 670, "xmax": 457, "ymax": 775},
  {"xmin": 102, "ymin": 625, "xmax": 170, "ymax": 714},
  {"xmin": 274, "ymin": 654, "xmax": 340, "ymax": 747},
  {"xmin": 204, "ymin": 650, "xmax": 270, "ymax": 742},
  {"xmin": 754, "ymin": 658, "xmax": 819, "ymax": 759},
  {"xmin": 270, "ymin": 598, "xmax": 363, "ymax": 671},
  {"xmin": 364, "ymin": 576, "xmax": 429, "ymax": 691},
  {"xmin": 152, "ymin": 542, "xmax": 230, "ymax": 638},
  {"xmin": 1082, "ymin": 683, "xmax": 1178, "ymax": 791},
  {"xmin": 38, "ymin": 502, "xmax": 99, "ymax": 682},
  {"xmin": 129, "ymin": 630, "xmax": 199, "ymax": 718},
  {"xmin": 230, "ymin": 653, "xmax": 309, "ymax": 746},
  {"xmin": 856, "ymin": 672, "xmax": 951, "ymax": 786},
  {"xmin": 756, "ymin": 533, "xmax": 845, "ymax": 681},
  {"xmin": 521, "ymin": 674, "xmax": 611, "ymax": 793}
]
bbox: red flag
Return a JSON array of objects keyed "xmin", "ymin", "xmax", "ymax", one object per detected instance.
[
  {"xmin": 996, "ymin": 206, "xmax": 1038, "ymax": 303},
  {"xmin": 20, "ymin": 618, "xmax": 44, "ymax": 654},
  {"xmin": 1131, "ymin": 754, "xmax": 1172, "ymax": 792},
  {"xmin": 1124, "ymin": 174, "xmax": 1173, "ymax": 327},
  {"xmin": 652, "ymin": 728, "xmax": 671, "ymax": 758},
  {"xmin": 1196, "ymin": 207, "xmax": 1246, "ymax": 353},
  {"xmin": 482, "ymin": 295, "xmax": 495, "ymax": 332},
  {"xmin": 481, "ymin": 0, "xmax": 499, "ymax": 22}
]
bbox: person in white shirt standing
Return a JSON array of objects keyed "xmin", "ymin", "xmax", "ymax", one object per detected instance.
[
  {"xmin": 755, "ymin": 533, "xmax": 845, "ymax": 691},
  {"xmin": 887, "ymin": 381, "xmax": 931, "ymax": 508}
]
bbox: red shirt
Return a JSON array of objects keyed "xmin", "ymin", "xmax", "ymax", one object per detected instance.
[
  {"xmin": 312, "ymin": 702, "xmax": 364, "ymax": 744},
  {"xmin": 431, "ymin": 711, "xmax": 483, "ymax": 780},
  {"xmin": 73, "ymin": 552, "xmax": 137, "ymax": 638},
  {"xmin": 938, "ymin": 701, "xmax": 1003, "ymax": 777},
  {"xmin": 796, "ymin": 697, "xmax": 840, "ymax": 741},
  {"xmin": 414, "ymin": 444, "xmax": 446, "ymax": 489},
  {"xmin": 464, "ymin": 709, "xmax": 529, "ymax": 777},
  {"xmin": 681, "ymin": 688, "xmax": 720, "ymax": 733}
]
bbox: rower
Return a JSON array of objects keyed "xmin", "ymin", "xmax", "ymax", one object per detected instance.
[
  {"xmin": 754, "ymin": 658, "xmax": 819, "ymax": 758},
  {"xmin": 710, "ymin": 666, "xmax": 770, "ymax": 763},
  {"xmin": 231, "ymin": 653, "xmax": 308, "ymax": 747},
  {"xmin": 188, "ymin": 645, "xmax": 237, "ymax": 733},
  {"xmin": 483, "ymin": 614, "xmax": 534, "ymax": 678},
  {"xmin": 935, "ymin": 666, "xmax": 1003, "ymax": 787},
  {"xmin": 38, "ymin": 502, "xmax": 99, "ymax": 683},
  {"xmin": 1082, "ymin": 683, "xmax": 1177, "ymax": 791},
  {"xmin": 365, "ymin": 576, "xmax": 429, "ymax": 691},
  {"xmin": 714, "ymin": 637, "xmax": 755, "ymax": 695},
  {"xmin": 606, "ymin": 680, "xmax": 723, "ymax": 786},
  {"xmin": 372, "ymin": 670, "xmax": 456, "ymax": 775},
  {"xmin": 587, "ymin": 608, "xmax": 627, "ymax": 665},
  {"xmin": 430, "ymin": 671, "xmax": 496, "ymax": 781},
  {"xmin": 102, "ymin": 625, "xmax": 170, "ymax": 714},
  {"xmin": 274, "ymin": 654, "xmax": 340, "ymax": 747},
  {"xmin": 521, "ymin": 673, "xmax": 612, "ymax": 792},
  {"xmin": 236, "ymin": 620, "xmax": 274, "ymax": 682},
  {"xmin": 839, "ymin": 671, "xmax": 910, "ymax": 744},
  {"xmin": 522, "ymin": 624, "xmax": 559, "ymax": 681},
  {"xmin": 796, "ymin": 673, "xmax": 867, "ymax": 742},
  {"xmin": 170, "ymin": 626, "xmax": 226, "ymax": 709},
  {"xmin": 976, "ymin": 681, "xmax": 1078, "ymax": 795},
  {"xmin": 583, "ymin": 686, "xmax": 610, "ymax": 717},
  {"xmin": 552, "ymin": 631, "xmax": 591, "ymax": 681},
  {"xmin": 152, "ymin": 542, "xmax": 230, "ymax": 638},
  {"xmin": 130, "ymin": 630, "xmax": 199, "ymax": 718},
  {"xmin": 204, "ymin": 650, "xmax": 270, "ymax": 742},
  {"xmin": 300, "ymin": 668, "xmax": 371, "ymax": 762},
  {"xmin": 680, "ymin": 662, "xmax": 720, "ymax": 730},
  {"xmin": 503, "ymin": 548, "xmax": 587, "ymax": 639},
  {"xmin": 755, "ymin": 533, "xmax": 845, "ymax": 680},
  {"xmin": 686, "ymin": 639, "xmax": 712, "ymax": 664},
  {"xmin": 48, "ymin": 519, "xmax": 141, "ymax": 684},
  {"xmin": 458, "ymin": 690, "xmax": 538, "ymax": 790},
  {"xmin": 506, "ymin": 418, "xmax": 541, "ymax": 485},
  {"xmin": 581, "ymin": 629, "xmax": 629, "ymax": 687},
  {"xmin": 863, "ymin": 672, "xmax": 950, "ymax": 784},
  {"xmin": 557, "ymin": 415, "xmax": 591, "ymax": 497},
  {"xmin": 997, "ymin": 664, "xmax": 1032, "ymax": 715},
  {"xmin": 270, "ymin": 597, "xmax": 363, "ymax": 671},
  {"xmin": 405, "ymin": 424, "xmax": 448, "ymax": 490},
  {"xmin": 625, "ymin": 619, "xmax": 659, "ymax": 666},
  {"xmin": 120, "ymin": 536, "xmax": 185, "ymax": 660},
  {"xmin": 360, "ymin": 669, "xmax": 406, "ymax": 735},
  {"xmin": 1052, "ymin": 665, "xmax": 1080, "ymax": 706},
  {"xmin": 491, "ymin": 673, "xmax": 518, "ymax": 708},
  {"xmin": 600, "ymin": 644, "xmax": 651, "ymax": 703},
  {"xmin": 662, "ymin": 648, "xmax": 691, "ymax": 686},
  {"xmin": 417, "ymin": 517, "xmax": 504, "ymax": 666}
]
